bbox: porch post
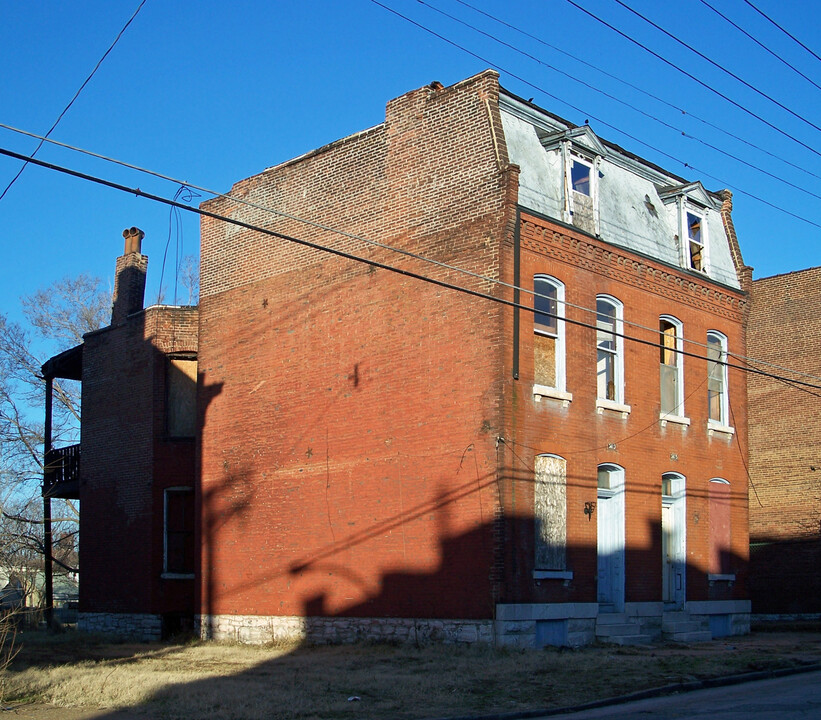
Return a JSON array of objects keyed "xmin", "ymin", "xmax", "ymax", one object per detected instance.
[{"xmin": 43, "ymin": 376, "xmax": 54, "ymax": 630}]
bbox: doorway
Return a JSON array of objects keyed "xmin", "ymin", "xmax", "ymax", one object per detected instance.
[{"xmin": 597, "ymin": 464, "xmax": 625, "ymax": 612}]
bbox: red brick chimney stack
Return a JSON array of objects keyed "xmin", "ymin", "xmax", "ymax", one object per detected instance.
[{"xmin": 111, "ymin": 227, "xmax": 148, "ymax": 325}]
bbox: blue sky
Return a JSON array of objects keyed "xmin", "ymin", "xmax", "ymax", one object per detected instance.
[{"xmin": 1, "ymin": 0, "xmax": 819, "ymax": 335}]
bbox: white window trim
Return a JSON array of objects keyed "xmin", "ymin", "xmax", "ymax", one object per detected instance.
[
  {"xmin": 659, "ymin": 314, "xmax": 685, "ymax": 418},
  {"xmin": 596, "ymin": 295, "xmax": 625, "ymax": 405},
  {"xmin": 163, "ymin": 486, "xmax": 194, "ymax": 579},
  {"xmin": 707, "ymin": 330, "xmax": 730, "ymax": 429},
  {"xmin": 533, "ymin": 275, "xmax": 568, "ymax": 399},
  {"xmin": 678, "ymin": 198, "xmax": 709, "ymax": 274},
  {"xmin": 562, "ymin": 144, "xmax": 601, "ymax": 234}
]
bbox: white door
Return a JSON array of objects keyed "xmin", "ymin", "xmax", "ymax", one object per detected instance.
[{"xmin": 662, "ymin": 475, "xmax": 686, "ymax": 607}]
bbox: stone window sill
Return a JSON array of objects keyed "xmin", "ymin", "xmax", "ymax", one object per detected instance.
[
  {"xmin": 596, "ymin": 398, "xmax": 631, "ymax": 418},
  {"xmin": 708, "ymin": 573, "xmax": 735, "ymax": 587},
  {"xmin": 161, "ymin": 572, "xmax": 195, "ymax": 580},
  {"xmin": 659, "ymin": 413, "xmax": 691, "ymax": 427},
  {"xmin": 707, "ymin": 420, "xmax": 735, "ymax": 436},
  {"xmin": 533, "ymin": 384, "xmax": 573, "ymax": 407},
  {"xmin": 533, "ymin": 570, "xmax": 574, "ymax": 580}
]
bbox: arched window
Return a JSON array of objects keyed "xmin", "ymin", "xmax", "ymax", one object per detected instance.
[
  {"xmin": 659, "ymin": 316, "xmax": 684, "ymax": 417},
  {"xmin": 533, "ymin": 276, "xmax": 567, "ymax": 394},
  {"xmin": 707, "ymin": 331, "xmax": 729, "ymax": 426},
  {"xmin": 596, "ymin": 296, "xmax": 624, "ymax": 404},
  {"xmin": 534, "ymin": 454, "xmax": 567, "ymax": 573}
]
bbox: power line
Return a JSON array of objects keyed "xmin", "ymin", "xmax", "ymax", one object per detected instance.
[
  {"xmin": 610, "ymin": 0, "xmax": 821, "ymax": 135},
  {"xmin": 564, "ymin": 0, "xmax": 821, "ymax": 161},
  {"xmin": 369, "ymin": 0, "xmax": 821, "ymax": 230},
  {"xmin": 3, "ymin": 143, "xmax": 820, "ymax": 393},
  {"xmin": 453, "ymin": 0, "xmax": 821, "ymax": 183},
  {"xmin": 2, "ymin": 119, "xmax": 820, "ymax": 386},
  {"xmin": 695, "ymin": 0, "xmax": 821, "ymax": 93},
  {"xmin": 0, "ymin": 0, "xmax": 147, "ymax": 203},
  {"xmin": 743, "ymin": 0, "xmax": 821, "ymax": 65},
  {"xmin": 416, "ymin": 0, "xmax": 821, "ymax": 203}
]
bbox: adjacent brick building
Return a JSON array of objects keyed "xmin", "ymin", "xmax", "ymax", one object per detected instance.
[
  {"xmin": 748, "ymin": 267, "xmax": 821, "ymax": 614},
  {"xmin": 46, "ymin": 71, "xmax": 752, "ymax": 645}
]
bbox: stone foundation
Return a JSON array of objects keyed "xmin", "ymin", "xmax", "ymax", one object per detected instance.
[
  {"xmin": 78, "ymin": 612, "xmax": 162, "ymax": 641},
  {"xmin": 196, "ymin": 614, "xmax": 494, "ymax": 645}
]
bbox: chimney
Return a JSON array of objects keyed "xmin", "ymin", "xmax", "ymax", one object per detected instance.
[{"xmin": 111, "ymin": 227, "xmax": 148, "ymax": 325}]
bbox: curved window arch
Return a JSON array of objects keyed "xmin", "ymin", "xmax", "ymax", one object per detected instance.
[
  {"xmin": 533, "ymin": 275, "xmax": 567, "ymax": 394},
  {"xmin": 659, "ymin": 316, "xmax": 684, "ymax": 417},
  {"xmin": 596, "ymin": 296, "xmax": 624, "ymax": 403},
  {"xmin": 707, "ymin": 331, "xmax": 729, "ymax": 426},
  {"xmin": 534, "ymin": 454, "xmax": 567, "ymax": 572}
]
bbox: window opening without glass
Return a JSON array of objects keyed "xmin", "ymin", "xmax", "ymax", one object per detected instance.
[
  {"xmin": 707, "ymin": 332, "xmax": 728, "ymax": 424},
  {"xmin": 659, "ymin": 317, "xmax": 682, "ymax": 416},
  {"xmin": 687, "ymin": 212, "xmax": 705, "ymax": 272},
  {"xmin": 596, "ymin": 297, "xmax": 621, "ymax": 402}
]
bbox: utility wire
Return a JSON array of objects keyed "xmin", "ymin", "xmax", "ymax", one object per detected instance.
[
  {"xmin": 565, "ymin": 0, "xmax": 821, "ymax": 161},
  {"xmin": 610, "ymin": 0, "xmax": 821, "ymax": 135},
  {"xmin": 371, "ymin": 0, "xmax": 821, "ymax": 230},
  {"xmin": 695, "ymin": 0, "xmax": 821, "ymax": 93},
  {"xmin": 2, "ymin": 120, "xmax": 820, "ymax": 386},
  {"xmin": 743, "ymin": 0, "xmax": 821, "ymax": 65},
  {"xmin": 3, "ymin": 143, "xmax": 821, "ymax": 393},
  {"xmin": 0, "ymin": 0, "xmax": 147, "ymax": 203},
  {"xmin": 453, "ymin": 0, "xmax": 821, "ymax": 183},
  {"xmin": 417, "ymin": 0, "xmax": 821, "ymax": 203}
]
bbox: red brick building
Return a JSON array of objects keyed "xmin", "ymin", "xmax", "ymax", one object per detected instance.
[
  {"xmin": 43, "ymin": 228, "xmax": 198, "ymax": 639},
  {"xmin": 748, "ymin": 267, "xmax": 821, "ymax": 615},
  {"xmin": 47, "ymin": 71, "xmax": 751, "ymax": 645}
]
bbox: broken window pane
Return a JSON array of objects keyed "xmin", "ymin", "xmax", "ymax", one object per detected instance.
[{"xmin": 687, "ymin": 212, "xmax": 704, "ymax": 271}]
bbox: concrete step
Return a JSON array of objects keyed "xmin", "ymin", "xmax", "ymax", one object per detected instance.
[
  {"xmin": 667, "ymin": 630, "xmax": 713, "ymax": 643},
  {"xmin": 596, "ymin": 623, "xmax": 640, "ymax": 637},
  {"xmin": 596, "ymin": 612, "xmax": 628, "ymax": 625}
]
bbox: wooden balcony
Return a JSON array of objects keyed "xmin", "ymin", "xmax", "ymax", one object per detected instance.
[{"xmin": 43, "ymin": 444, "xmax": 80, "ymax": 500}]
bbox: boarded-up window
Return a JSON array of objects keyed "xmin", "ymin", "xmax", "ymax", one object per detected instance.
[
  {"xmin": 534, "ymin": 276, "xmax": 565, "ymax": 391},
  {"xmin": 165, "ymin": 487, "xmax": 195, "ymax": 575},
  {"xmin": 709, "ymin": 479, "xmax": 731, "ymax": 575},
  {"xmin": 167, "ymin": 357, "xmax": 197, "ymax": 438},
  {"xmin": 534, "ymin": 455, "xmax": 567, "ymax": 570}
]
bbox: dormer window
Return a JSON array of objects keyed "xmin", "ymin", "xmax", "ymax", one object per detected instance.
[
  {"xmin": 571, "ymin": 159, "xmax": 591, "ymax": 196},
  {"xmin": 687, "ymin": 212, "xmax": 705, "ymax": 272}
]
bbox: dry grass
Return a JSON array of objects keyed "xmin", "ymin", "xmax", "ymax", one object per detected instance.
[{"xmin": 3, "ymin": 630, "xmax": 821, "ymax": 719}]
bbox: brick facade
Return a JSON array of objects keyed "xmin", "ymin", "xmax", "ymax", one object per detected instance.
[
  {"xmin": 60, "ymin": 71, "xmax": 750, "ymax": 645},
  {"xmin": 79, "ymin": 296, "xmax": 198, "ymax": 633},
  {"xmin": 748, "ymin": 267, "xmax": 821, "ymax": 613}
]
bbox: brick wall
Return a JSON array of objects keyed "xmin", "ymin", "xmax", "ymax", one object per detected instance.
[
  {"xmin": 197, "ymin": 71, "xmax": 516, "ymax": 621},
  {"xmin": 748, "ymin": 267, "xmax": 821, "ymax": 612},
  {"xmin": 499, "ymin": 212, "xmax": 749, "ymax": 606},
  {"xmin": 80, "ymin": 303, "xmax": 198, "ymax": 617}
]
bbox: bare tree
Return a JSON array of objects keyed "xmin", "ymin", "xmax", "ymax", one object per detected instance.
[{"xmin": 0, "ymin": 274, "xmax": 108, "ymax": 606}]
